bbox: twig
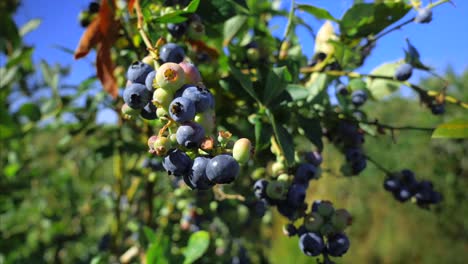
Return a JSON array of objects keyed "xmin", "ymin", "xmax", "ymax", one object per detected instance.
[
  {"xmin": 134, "ymin": 0, "xmax": 154, "ymax": 51},
  {"xmin": 213, "ymin": 185, "xmax": 245, "ymax": 202}
]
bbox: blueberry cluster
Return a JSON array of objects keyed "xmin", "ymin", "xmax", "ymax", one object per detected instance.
[
  {"xmin": 123, "ymin": 55, "xmax": 251, "ymax": 190},
  {"xmin": 283, "ymin": 201, "xmax": 352, "ymax": 260},
  {"xmin": 384, "ymin": 169, "xmax": 442, "ymax": 207},
  {"xmin": 327, "ymin": 121, "xmax": 366, "ymax": 176},
  {"xmin": 253, "ymin": 151, "xmax": 322, "ymax": 220},
  {"xmin": 78, "ymin": 1, "xmax": 100, "ymax": 28}
]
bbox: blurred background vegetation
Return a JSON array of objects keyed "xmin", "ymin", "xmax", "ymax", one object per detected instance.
[{"xmin": 1, "ymin": 0, "xmax": 468, "ymax": 263}]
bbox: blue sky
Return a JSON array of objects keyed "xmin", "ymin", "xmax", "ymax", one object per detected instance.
[{"xmin": 11, "ymin": 0, "xmax": 468, "ymax": 122}]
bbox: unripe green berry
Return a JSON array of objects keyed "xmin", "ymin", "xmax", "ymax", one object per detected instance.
[
  {"xmin": 156, "ymin": 62, "xmax": 185, "ymax": 92},
  {"xmin": 304, "ymin": 212, "xmax": 324, "ymax": 232},
  {"xmin": 195, "ymin": 110, "xmax": 215, "ymax": 135},
  {"xmin": 233, "ymin": 138, "xmax": 252, "ymax": 164},
  {"xmin": 331, "ymin": 209, "xmax": 352, "ymax": 232},
  {"xmin": 271, "ymin": 161, "xmax": 286, "ymax": 176},
  {"xmin": 156, "ymin": 107, "xmax": 168, "ymax": 119},
  {"xmin": 153, "ymin": 136, "xmax": 170, "ymax": 156},
  {"xmin": 317, "ymin": 201, "xmax": 335, "ymax": 217},
  {"xmin": 277, "ymin": 173, "xmax": 290, "ymax": 182},
  {"xmin": 121, "ymin": 103, "xmax": 139, "ymax": 119},
  {"xmin": 319, "ymin": 223, "xmax": 335, "ymax": 237},
  {"xmin": 266, "ymin": 181, "xmax": 288, "ymax": 200},
  {"xmin": 251, "ymin": 167, "xmax": 266, "ymax": 180},
  {"xmin": 153, "ymin": 88, "xmax": 173, "ymax": 109}
]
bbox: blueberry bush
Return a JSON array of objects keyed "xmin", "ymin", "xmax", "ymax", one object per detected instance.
[{"xmin": 1, "ymin": 0, "xmax": 467, "ymax": 263}]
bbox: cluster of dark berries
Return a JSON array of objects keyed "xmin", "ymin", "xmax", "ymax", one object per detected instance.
[
  {"xmin": 253, "ymin": 151, "xmax": 322, "ymax": 220},
  {"xmin": 283, "ymin": 201, "xmax": 352, "ymax": 260},
  {"xmin": 122, "ymin": 52, "xmax": 252, "ymax": 190},
  {"xmin": 167, "ymin": 14, "xmax": 205, "ymax": 41},
  {"xmin": 384, "ymin": 169, "xmax": 442, "ymax": 207},
  {"xmin": 78, "ymin": 1, "xmax": 100, "ymax": 28},
  {"xmin": 326, "ymin": 121, "xmax": 367, "ymax": 176}
]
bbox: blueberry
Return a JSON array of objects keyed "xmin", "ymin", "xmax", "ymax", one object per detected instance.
[
  {"xmin": 182, "ymin": 85, "xmax": 214, "ymax": 113},
  {"xmin": 393, "ymin": 186, "xmax": 412, "ymax": 202},
  {"xmin": 345, "ymin": 147, "xmax": 364, "ymax": 162},
  {"xmin": 311, "ymin": 200, "xmax": 322, "ymax": 213},
  {"xmin": 174, "ymin": 84, "xmax": 189, "ymax": 98},
  {"xmin": 287, "ymin": 184, "xmax": 307, "ymax": 208},
  {"xmin": 327, "ymin": 233, "xmax": 350, "ymax": 257},
  {"xmin": 169, "ymin": 97, "xmax": 196, "ymax": 123},
  {"xmin": 88, "ymin": 2, "xmax": 100, "ymax": 14},
  {"xmin": 140, "ymin": 102, "xmax": 157, "ymax": 120},
  {"xmin": 337, "ymin": 84, "xmax": 349, "ymax": 95},
  {"xmin": 350, "ymin": 158, "xmax": 366, "ymax": 175},
  {"xmin": 155, "ymin": 62, "xmax": 185, "ymax": 92},
  {"xmin": 253, "ymin": 179, "xmax": 268, "ymax": 199},
  {"xmin": 163, "ymin": 149, "xmax": 192, "ymax": 176},
  {"xmin": 127, "ymin": 61, "xmax": 153, "ymax": 84},
  {"xmin": 123, "ymin": 83, "xmax": 151, "ymax": 109},
  {"xmin": 395, "ymin": 63, "xmax": 413, "ymax": 81},
  {"xmin": 276, "ymin": 199, "xmax": 297, "ymax": 220},
  {"xmin": 205, "ymin": 154, "xmax": 240, "ymax": 184},
  {"xmin": 145, "ymin": 71, "xmax": 156, "ymax": 91},
  {"xmin": 351, "ymin": 89, "xmax": 368, "ymax": 107},
  {"xmin": 431, "ymin": 104, "xmax": 445, "ymax": 115},
  {"xmin": 167, "ymin": 22, "xmax": 188, "ymax": 39},
  {"xmin": 142, "ymin": 158, "xmax": 164, "ymax": 171},
  {"xmin": 176, "ymin": 121, "xmax": 205, "ymax": 148},
  {"xmin": 187, "ymin": 157, "xmax": 214, "ymax": 190},
  {"xmin": 299, "ymin": 232, "xmax": 325, "ymax": 257},
  {"xmin": 179, "ymin": 62, "xmax": 202, "ymax": 84},
  {"xmin": 304, "ymin": 151, "xmax": 323, "ymax": 166},
  {"xmin": 297, "ymin": 225, "xmax": 308, "ymax": 237},
  {"xmin": 159, "ymin": 43, "xmax": 185, "ymax": 63},
  {"xmin": 294, "ymin": 164, "xmax": 317, "ymax": 185},
  {"xmin": 254, "ymin": 199, "xmax": 268, "ymax": 217},
  {"xmin": 383, "ymin": 176, "xmax": 401, "ymax": 192},
  {"xmin": 415, "ymin": 8, "xmax": 432, "ymax": 23}
]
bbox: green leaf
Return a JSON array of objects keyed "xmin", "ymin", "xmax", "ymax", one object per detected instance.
[
  {"xmin": 366, "ymin": 62, "xmax": 401, "ymax": 100},
  {"xmin": 223, "ymin": 15, "xmax": 248, "ymax": 46},
  {"xmin": 40, "ymin": 60, "xmax": 59, "ymax": 92},
  {"xmin": 18, "ymin": 103, "xmax": 41, "ymax": 122},
  {"xmin": 286, "ymin": 84, "xmax": 309, "ymax": 101},
  {"xmin": 348, "ymin": 78, "xmax": 367, "ymax": 91},
  {"xmin": 4, "ymin": 163, "xmax": 20, "ymax": 179},
  {"xmin": 255, "ymin": 118, "xmax": 273, "ymax": 151},
  {"xmin": 267, "ymin": 111, "xmax": 295, "ymax": 166},
  {"xmin": 147, "ymin": 242, "xmax": 169, "ymax": 264},
  {"xmin": 263, "ymin": 66, "xmax": 291, "ymax": 106},
  {"xmin": 143, "ymin": 226, "xmax": 156, "ymax": 243},
  {"xmin": 19, "ymin": 19, "xmax": 41, "ymax": 36},
  {"xmin": 296, "ymin": 4, "xmax": 337, "ymax": 21},
  {"xmin": 329, "ymin": 40, "xmax": 362, "ymax": 70},
  {"xmin": 183, "ymin": 231, "xmax": 210, "ymax": 264},
  {"xmin": 6, "ymin": 47, "xmax": 34, "ymax": 68},
  {"xmin": 432, "ymin": 119, "xmax": 468, "ymax": 139},
  {"xmin": 153, "ymin": 12, "xmax": 188, "ymax": 24},
  {"xmin": 184, "ymin": 0, "xmax": 201, "ymax": 13},
  {"xmin": 305, "ymin": 73, "xmax": 329, "ymax": 102},
  {"xmin": 340, "ymin": 2, "xmax": 411, "ymax": 39},
  {"xmin": 229, "ymin": 63, "xmax": 259, "ymax": 103},
  {"xmin": 0, "ymin": 66, "xmax": 18, "ymax": 88},
  {"xmin": 298, "ymin": 116, "xmax": 323, "ymax": 151}
]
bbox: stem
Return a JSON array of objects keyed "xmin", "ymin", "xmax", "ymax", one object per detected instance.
[
  {"xmin": 372, "ymin": 18, "xmax": 414, "ymax": 43},
  {"xmin": 134, "ymin": 0, "xmax": 154, "ymax": 51},
  {"xmin": 365, "ymin": 155, "xmax": 392, "ymax": 175},
  {"xmin": 359, "ymin": 119, "xmax": 435, "ymax": 132}
]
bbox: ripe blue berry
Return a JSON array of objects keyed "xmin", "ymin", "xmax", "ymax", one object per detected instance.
[
  {"xmin": 205, "ymin": 154, "xmax": 240, "ymax": 184},
  {"xmin": 283, "ymin": 223, "xmax": 297, "ymax": 237},
  {"xmin": 383, "ymin": 176, "xmax": 401, "ymax": 192},
  {"xmin": 127, "ymin": 61, "xmax": 153, "ymax": 84},
  {"xmin": 140, "ymin": 102, "xmax": 157, "ymax": 120},
  {"xmin": 123, "ymin": 83, "xmax": 151, "ymax": 109},
  {"xmin": 395, "ymin": 63, "xmax": 413, "ymax": 81},
  {"xmin": 159, "ymin": 43, "xmax": 185, "ymax": 63},
  {"xmin": 294, "ymin": 164, "xmax": 317, "ymax": 185},
  {"xmin": 431, "ymin": 104, "xmax": 445, "ymax": 115},
  {"xmin": 327, "ymin": 233, "xmax": 350, "ymax": 257},
  {"xmin": 167, "ymin": 22, "xmax": 188, "ymax": 39},
  {"xmin": 182, "ymin": 85, "xmax": 214, "ymax": 113},
  {"xmin": 415, "ymin": 8, "xmax": 432, "ymax": 23},
  {"xmin": 253, "ymin": 179, "xmax": 268, "ymax": 199},
  {"xmin": 176, "ymin": 121, "xmax": 205, "ymax": 148},
  {"xmin": 393, "ymin": 187, "xmax": 412, "ymax": 202},
  {"xmin": 187, "ymin": 157, "xmax": 214, "ymax": 190},
  {"xmin": 88, "ymin": 2, "xmax": 100, "ymax": 14},
  {"xmin": 287, "ymin": 184, "xmax": 307, "ymax": 208},
  {"xmin": 163, "ymin": 149, "xmax": 192, "ymax": 176},
  {"xmin": 351, "ymin": 90, "xmax": 368, "ymax": 107},
  {"xmin": 142, "ymin": 158, "xmax": 164, "ymax": 171},
  {"xmin": 145, "ymin": 71, "xmax": 156, "ymax": 91},
  {"xmin": 299, "ymin": 232, "xmax": 325, "ymax": 257},
  {"xmin": 169, "ymin": 97, "xmax": 196, "ymax": 123},
  {"xmin": 337, "ymin": 84, "xmax": 349, "ymax": 95},
  {"xmin": 304, "ymin": 151, "xmax": 323, "ymax": 166}
]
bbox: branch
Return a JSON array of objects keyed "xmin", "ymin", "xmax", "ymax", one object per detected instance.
[
  {"xmin": 365, "ymin": 155, "xmax": 392, "ymax": 175},
  {"xmin": 213, "ymin": 185, "xmax": 245, "ymax": 202},
  {"xmin": 134, "ymin": 0, "xmax": 154, "ymax": 51}
]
